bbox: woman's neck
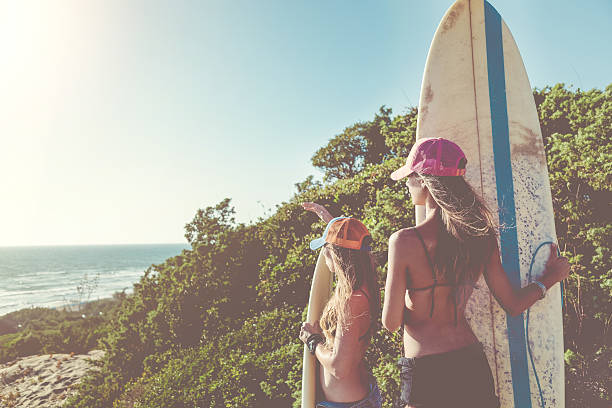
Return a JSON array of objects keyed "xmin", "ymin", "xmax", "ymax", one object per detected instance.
[{"xmin": 423, "ymin": 195, "xmax": 439, "ymax": 223}]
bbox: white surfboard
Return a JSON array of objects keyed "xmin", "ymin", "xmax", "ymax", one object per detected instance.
[
  {"xmin": 301, "ymin": 250, "xmax": 334, "ymax": 408},
  {"xmin": 415, "ymin": 1, "xmax": 564, "ymax": 407}
]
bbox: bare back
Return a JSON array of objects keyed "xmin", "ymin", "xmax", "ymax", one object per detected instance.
[
  {"xmin": 319, "ymin": 286, "xmax": 372, "ymax": 402},
  {"xmin": 384, "ymin": 216, "xmax": 480, "ymax": 357}
]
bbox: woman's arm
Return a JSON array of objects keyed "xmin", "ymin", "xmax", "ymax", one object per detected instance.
[
  {"xmin": 483, "ymin": 243, "xmax": 570, "ymax": 316},
  {"xmin": 382, "ymin": 230, "xmax": 411, "ymax": 332},
  {"xmin": 300, "ymin": 294, "xmax": 370, "ymax": 379},
  {"xmin": 302, "ymin": 202, "xmax": 334, "ymax": 223}
]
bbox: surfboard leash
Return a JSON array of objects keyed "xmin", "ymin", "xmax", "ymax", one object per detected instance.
[{"xmin": 526, "ymin": 240, "xmax": 562, "ymax": 408}]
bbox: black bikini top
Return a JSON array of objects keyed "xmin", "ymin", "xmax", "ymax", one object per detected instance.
[{"xmin": 404, "ymin": 228, "xmax": 459, "ymax": 326}]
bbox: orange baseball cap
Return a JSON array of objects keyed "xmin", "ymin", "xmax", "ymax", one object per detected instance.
[{"xmin": 310, "ymin": 217, "xmax": 372, "ymax": 251}]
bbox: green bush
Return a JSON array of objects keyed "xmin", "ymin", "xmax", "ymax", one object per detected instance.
[{"xmin": 0, "ymin": 298, "xmax": 121, "ymax": 363}]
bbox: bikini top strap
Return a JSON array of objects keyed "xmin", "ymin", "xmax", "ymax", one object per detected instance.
[
  {"xmin": 413, "ymin": 228, "xmax": 436, "ymax": 281},
  {"xmin": 413, "ymin": 228, "xmax": 439, "ymax": 318},
  {"xmin": 357, "ymin": 287, "xmax": 372, "ymax": 341},
  {"xmin": 358, "ymin": 287, "xmax": 370, "ymax": 300}
]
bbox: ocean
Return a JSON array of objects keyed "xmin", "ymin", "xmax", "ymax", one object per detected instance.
[{"xmin": 0, "ymin": 244, "xmax": 189, "ymax": 316}]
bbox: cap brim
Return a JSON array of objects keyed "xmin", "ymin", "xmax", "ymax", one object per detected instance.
[
  {"xmin": 390, "ymin": 165, "xmax": 413, "ymax": 181},
  {"xmin": 310, "ymin": 237, "xmax": 326, "ymax": 250}
]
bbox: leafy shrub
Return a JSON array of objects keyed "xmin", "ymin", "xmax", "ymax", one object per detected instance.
[{"xmin": 0, "ymin": 298, "xmax": 121, "ymax": 364}]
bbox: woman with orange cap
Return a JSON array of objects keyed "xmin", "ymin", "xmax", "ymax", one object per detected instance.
[{"xmin": 299, "ymin": 203, "xmax": 382, "ymax": 408}]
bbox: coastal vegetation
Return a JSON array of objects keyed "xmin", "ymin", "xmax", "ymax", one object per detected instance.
[
  {"xmin": 0, "ymin": 84, "xmax": 609, "ymax": 407},
  {"xmin": 0, "ymin": 297, "xmax": 121, "ymax": 364}
]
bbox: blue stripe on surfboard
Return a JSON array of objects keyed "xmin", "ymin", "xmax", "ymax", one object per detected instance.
[{"xmin": 484, "ymin": 2, "xmax": 532, "ymax": 407}]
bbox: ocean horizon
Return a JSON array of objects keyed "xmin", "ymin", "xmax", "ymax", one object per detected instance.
[{"xmin": 0, "ymin": 243, "xmax": 189, "ymax": 316}]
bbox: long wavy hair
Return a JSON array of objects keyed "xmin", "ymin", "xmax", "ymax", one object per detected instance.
[
  {"xmin": 416, "ymin": 174, "xmax": 498, "ymax": 286},
  {"xmin": 319, "ymin": 238, "xmax": 380, "ymax": 349}
]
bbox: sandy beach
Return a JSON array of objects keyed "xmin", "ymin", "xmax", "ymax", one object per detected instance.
[{"xmin": 0, "ymin": 350, "xmax": 103, "ymax": 408}]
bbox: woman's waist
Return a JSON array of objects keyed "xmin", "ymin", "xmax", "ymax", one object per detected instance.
[
  {"xmin": 399, "ymin": 341, "xmax": 486, "ymax": 366},
  {"xmin": 320, "ymin": 363, "xmax": 371, "ymax": 402},
  {"xmin": 402, "ymin": 320, "xmax": 479, "ymax": 358}
]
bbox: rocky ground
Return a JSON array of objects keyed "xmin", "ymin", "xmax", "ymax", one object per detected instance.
[{"xmin": 0, "ymin": 350, "xmax": 103, "ymax": 408}]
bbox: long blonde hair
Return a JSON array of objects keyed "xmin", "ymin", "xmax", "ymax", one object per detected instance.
[
  {"xmin": 417, "ymin": 174, "xmax": 498, "ymax": 285},
  {"xmin": 319, "ymin": 239, "xmax": 380, "ymax": 349}
]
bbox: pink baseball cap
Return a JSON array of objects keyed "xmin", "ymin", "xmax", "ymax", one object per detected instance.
[{"xmin": 390, "ymin": 137, "xmax": 467, "ymax": 180}]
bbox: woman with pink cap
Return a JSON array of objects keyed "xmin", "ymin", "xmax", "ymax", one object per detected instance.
[{"xmin": 382, "ymin": 138, "xmax": 570, "ymax": 407}]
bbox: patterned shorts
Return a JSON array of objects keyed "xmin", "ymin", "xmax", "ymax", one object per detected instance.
[{"xmin": 316, "ymin": 381, "xmax": 383, "ymax": 408}]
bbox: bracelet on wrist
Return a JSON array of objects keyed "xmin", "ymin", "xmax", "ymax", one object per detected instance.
[{"xmin": 306, "ymin": 333, "xmax": 324, "ymax": 355}]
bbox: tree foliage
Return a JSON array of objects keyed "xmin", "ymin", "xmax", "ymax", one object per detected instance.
[{"xmin": 311, "ymin": 106, "xmax": 394, "ymax": 181}]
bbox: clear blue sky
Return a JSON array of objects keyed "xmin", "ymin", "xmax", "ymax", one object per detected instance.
[{"xmin": 1, "ymin": 0, "xmax": 609, "ymax": 246}]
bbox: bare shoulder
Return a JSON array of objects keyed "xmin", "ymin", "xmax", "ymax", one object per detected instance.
[{"xmin": 389, "ymin": 227, "xmax": 420, "ymax": 253}]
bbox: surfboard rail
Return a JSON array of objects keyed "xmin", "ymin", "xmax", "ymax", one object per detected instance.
[{"xmin": 301, "ymin": 250, "xmax": 334, "ymax": 408}]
